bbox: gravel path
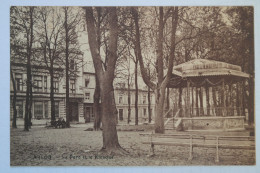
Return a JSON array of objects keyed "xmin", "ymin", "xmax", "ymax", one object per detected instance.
[{"xmin": 10, "ymin": 125, "xmax": 255, "ymax": 166}]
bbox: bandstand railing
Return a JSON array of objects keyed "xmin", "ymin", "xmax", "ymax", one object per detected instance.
[{"xmin": 178, "ymin": 107, "xmax": 243, "ymax": 117}]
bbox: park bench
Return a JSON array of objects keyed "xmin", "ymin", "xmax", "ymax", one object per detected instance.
[{"xmin": 140, "ymin": 133, "xmax": 255, "ymax": 162}]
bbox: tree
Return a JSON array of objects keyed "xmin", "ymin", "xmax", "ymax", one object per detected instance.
[
  {"xmin": 11, "ymin": 7, "xmax": 36, "ymax": 131},
  {"xmin": 63, "ymin": 7, "xmax": 83, "ymax": 127},
  {"xmin": 226, "ymin": 7, "xmax": 254, "ymax": 125},
  {"xmin": 133, "ymin": 55, "xmax": 139, "ymax": 125},
  {"xmin": 145, "ymin": 61, "xmax": 156, "ymax": 123},
  {"xmin": 10, "ymin": 7, "xmax": 39, "ymax": 130},
  {"xmin": 24, "ymin": 7, "xmax": 34, "ymax": 131},
  {"xmin": 10, "ymin": 6, "xmax": 19, "ymax": 129},
  {"xmin": 10, "ymin": 69, "xmax": 17, "ymax": 128},
  {"xmin": 64, "ymin": 7, "xmax": 70, "ymax": 127},
  {"xmin": 37, "ymin": 7, "xmax": 64, "ymax": 124},
  {"xmin": 85, "ymin": 7, "xmax": 127, "ymax": 153},
  {"xmin": 132, "ymin": 7, "xmax": 179, "ymax": 133},
  {"xmin": 115, "ymin": 51, "xmax": 134, "ymax": 124}
]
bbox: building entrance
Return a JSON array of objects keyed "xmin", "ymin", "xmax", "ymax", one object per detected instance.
[{"xmin": 69, "ymin": 102, "xmax": 78, "ymax": 122}]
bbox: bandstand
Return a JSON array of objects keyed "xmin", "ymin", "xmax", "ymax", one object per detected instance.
[{"xmin": 168, "ymin": 59, "xmax": 249, "ymax": 131}]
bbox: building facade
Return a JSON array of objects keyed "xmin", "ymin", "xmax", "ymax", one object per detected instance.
[
  {"xmin": 114, "ymin": 86, "xmax": 156, "ymax": 124},
  {"xmin": 10, "ymin": 59, "xmax": 87, "ymax": 123},
  {"xmin": 10, "ymin": 61, "xmax": 155, "ymax": 125},
  {"xmin": 82, "ymin": 72, "xmax": 96, "ymax": 123}
]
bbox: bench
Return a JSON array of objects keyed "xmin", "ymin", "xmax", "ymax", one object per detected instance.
[{"xmin": 140, "ymin": 133, "xmax": 255, "ymax": 162}]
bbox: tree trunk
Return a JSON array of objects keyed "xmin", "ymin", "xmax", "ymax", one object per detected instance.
[
  {"xmin": 28, "ymin": 82, "xmax": 33, "ymax": 128},
  {"xmin": 154, "ymin": 87, "xmax": 166, "ymax": 133},
  {"xmin": 11, "ymin": 69, "xmax": 17, "ymax": 128},
  {"xmin": 247, "ymin": 15, "xmax": 254, "ymax": 126},
  {"xmin": 65, "ymin": 7, "xmax": 70, "ymax": 128},
  {"xmin": 85, "ymin": 7, "xmax": 126, "ymax": 153},
  {"xmin": 24, "ymin": 56, "xmax": 32, "ymax": 131},
  {"xmin": 100, "ymin": 77, "xmax": 124, "ymax": 153},
  {"xmin": 24, "ymin": 7, "xmax": 34, "ymax": 131},
  {"xmin": 24, "ymin": 69, "xmax": 30, "ymax": 131},
  {"xmin": 50, "ymin": 65, "xmax": 56, "ymax": 124},
  {"xmin": 166, "ymin": 87, "xmax": 170, "ymax": 112},
  {"xmin": 134, "ymin": 60, "xmax": 138, "ymax": 125},
  {"xmin": 100, "ymin": 83, "xmax": 118, "ymax": 148},
  {"xmin": 127, "ymin": 77, "xmax": 131, "ymax": 124},
  {"xmin": 148, "ymin": 86, "xmax": 151, "ymax": 123},
  {"xmin": 65, "ymin": 52, "xmax": 70, "ymax": 126},
  {"xmin": 241, "ymin": 80, "xmax": 246, "ymax": 118},
  {"xmin": 93, "ymin": 75, "xmax": 101, "ymax": 130},
  {"xmin": 248, "ymin": 77, "xmax": 254, "ymax": 125}
]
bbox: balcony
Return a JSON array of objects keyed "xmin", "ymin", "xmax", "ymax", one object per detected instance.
[{"xmin": 69, "ymin": 93, "xmax": 84, "ymax": 99}]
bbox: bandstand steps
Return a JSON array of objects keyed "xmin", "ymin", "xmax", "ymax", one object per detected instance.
[{"xmin": 164, "ymin": 118, "xmax": 175, "ymax": 130}]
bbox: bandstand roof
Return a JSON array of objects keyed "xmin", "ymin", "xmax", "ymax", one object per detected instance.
[
  {"xmin": 168, "ymin": 59, "xmax": 249, "ymax": 88},
  {"xmin": 173, "ymin": 59, "xmax": 249, "ymax": 78}
]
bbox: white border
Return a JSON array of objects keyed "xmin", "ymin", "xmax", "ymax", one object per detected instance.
[{"xmin": 1, "ymin": 0, "xmax": 259, "ymax": 173}]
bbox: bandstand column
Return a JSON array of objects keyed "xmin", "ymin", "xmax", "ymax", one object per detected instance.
[
  {"xmin": 187, "ymin": 80, "xmax": 191, "ymax": 117},
  {"xmin": 206, "ymin": 83, "xmax": 210, "ymax": 116},
  {"xmin": 236, "ymin": 81, "xmax": 240, "ymax": 116},
  {"xmin": 179, "ymin": 86, "xmax": 182, "ymax": 117},
  {"xmin": 199, "ymin": 86, "xmax": 204, "ymax": 116},
  {"xmin": 222, "ymin": 79, "xmax": 226, "ymax": 116},
  {"xmin": 212, "ymin": 86, "xmax": 217, "ymax": 116},
  {"xmin": 191, "ymin": 85, "xmax": 194, "ymax": 117},
  {"xmin": 196, "ymin": 87, "xmax": 199, "ymax": 116}
]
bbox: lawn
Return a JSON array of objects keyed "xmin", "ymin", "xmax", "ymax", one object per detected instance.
[{"xmin": 10, "ymin": 124, "xmax": 255, "ymax": 166}]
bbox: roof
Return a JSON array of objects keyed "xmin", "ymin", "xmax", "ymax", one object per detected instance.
[{"xmin": 172, "ymin": 59, "xmax": 249, "ymax": 78}]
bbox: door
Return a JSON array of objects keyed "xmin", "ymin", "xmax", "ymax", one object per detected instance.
[
  {"xmin": 69, "ymin": 102, "xmax": 78, "ymax": 122},
  {"xmin": 84, "ymin": 106, "xmax": 90, "ymax": 123}
]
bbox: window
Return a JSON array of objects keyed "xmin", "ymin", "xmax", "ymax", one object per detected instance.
[
  {"xmin": 44, "ymin": 101, "xmax": 48, "ymax": 118},
  {"xmin": 85, "ymin": 79, "xmax": 90, "ymax": 87},
  {"xmin": 119, "ymin": 95, "xmax": 123, "ymax": 104},
  {"xmin": 91, "ymin": 107, "xmax": 94, "ymax": 118},
  {"xmin": 34, "ymin": 75, "xmax": 43, "ymax": 92},
  {"xmin": 85, "ymin": 93, "xmax": 90, "ymax": 100},
  {"xmin": 44, "ymin": 76, "xmax": 47, "ymax": 92},
  {"xmin": 143, "ymin": 108, "xmax": 147, "ymax": 117},
  {"xmin": 70, "ymin": 79, "xmax": 76, "ymax": 93},
  {"xmin": 53, "ymin": 77, "xmax": 59, "ymax": 93},
  {"xmin": 70, "ymin": 60, "xmax": 75, "ymax": 70},
  {"xmin": 15, "ymin": 73, "xmax": 23, "ymax": 91},
  {"xmin": 128, "ymin": 95, "xmax": 131, "ymax": 104},
  {"xmin": 119, "ymin": 109, "xmax": 123, "ymax": 121},
  {"xmin": 34, "ymin": 101, "xmax": 43, "ymax": 119},
  {"xmin": 55, "ymin": 102, "xmax": 59, "ymax": 118},
  {"xmin": 143, "ymin": 95, "xmax": 147, "ymax": 104},
  {"xmin": 16, "ymin": 100, "xmax": 23, "ymax": 118}
]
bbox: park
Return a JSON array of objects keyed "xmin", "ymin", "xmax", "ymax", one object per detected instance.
[{"xmin": 10, "ymin": 6, "xmax": 255, "ymax": 166}]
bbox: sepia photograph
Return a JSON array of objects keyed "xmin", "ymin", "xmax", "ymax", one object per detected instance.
[{"xmin": 9, "ymin": 6, "xmax": 255, "ymax": 166}]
